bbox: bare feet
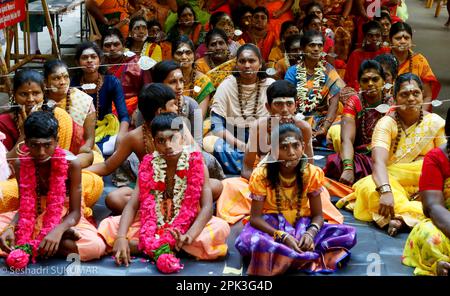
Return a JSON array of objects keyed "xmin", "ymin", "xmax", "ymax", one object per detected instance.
[
  {"xmin": 387, "ymin": 219, "xmax": 403, "ymax": 237},
  {"xmin": 436, "ymin": 261, "xmax": 450, "ymax": 276},
  {"xmin": 62, "ymin": 228, "xmax": 81, "ymax": 241}
]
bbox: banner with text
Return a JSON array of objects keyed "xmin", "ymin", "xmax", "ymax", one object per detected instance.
[{"xmin": 0, "ymin": 0, "xmax": 26, "ymax": 30}]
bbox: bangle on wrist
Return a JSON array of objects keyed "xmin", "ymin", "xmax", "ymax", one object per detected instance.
[
  {"xmin": 308, "ymin": 223, "xmax": 321, "ymax": 233},
  {"xmin": 116, "ymin": 236, "xmax": 128, "ymax": 241},
  {"xmin": 0, "ymin": 224, "xmax": 15, "ymax": 236},
  {"xmin": 376, "ymin": 183, "xmax": 392, "ymax": 195}
]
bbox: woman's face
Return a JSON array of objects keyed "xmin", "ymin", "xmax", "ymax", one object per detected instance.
[
  {"xmin": 305, "ymin": 18, "xmax": 322, "ymax": 33},
  {"xmin": 379, "ymin": 17, "xmax": 391, "ymax": 38},
  {"xmin": 364, "ymin": 28, "xmax": 382, "ymax": 51},
  {"xmin": 251, "ymin": 11, "xmax": 268, "ymax": 31},
  {"xmin": 241, "ymin": 12, "xmax": 252, "ymax": 29},
  {"xmin": 303, "ymin": 37, "xmax": 324, "ymax": 62},
  {"xmin": 78, "ymin": 48, "xmax": 100, "ymax": 74},
  {"xmin": 148, "ymin": 25, "xmax": 161, "ymax": 40},
  {"xmin": 276, "ymin": 131, "xmax": 304, "ymax": 169},
  {"xmin": 130, "ymin": 20, "xmax": 148, "ymax": 42},
  {"xmin": 14, "ymin": 81, "xmax": 44, "ymax": 114},
  {"xmin": 359, "ymin": 69, "xmax": 384, "ymax": 100},
  {"xmin": 207, "ymin": 34, "xmax": 228, "ymax": 61},
  {"xmin": 391, "ymin": 30, "xmax": 412, "ymax": 52},
  {"xmin": 381, "ymin": 64, "xmax": 394, "ymax": 84},
  {"xmin": 46, "ymin": 66, "xmax": 70, "ymax": 96},
  {"xmin": 308, "ymin": 6, "xmax": 323, "ymax": 20},
  {"xmin": 164, "ymin": 69, "xmax": 184, "ymax": 100},
  {"xmin": 102, "ymin": 35, "xmax": 124, "ymax": 59},
  {"xmin": 216, "ymin": 15, "xmax": 235, "ymax": 39},
  {"xmin": 179, "ymin": 8, "xmax": 195, "ymax": 27},
  {"xmin": 395, "ymin": 80, "xmax": 423, "ymax": 113},
  {"xmin": 173, "ymin": 43, "xmax": 195, "ymax": 69},
  {"xmin": 236, "ymin": 49, "xmax": 261, "ymax": 80},
  {"xmin": 282, "ymin": 25, "xmax": 300, "ymax": 41}
]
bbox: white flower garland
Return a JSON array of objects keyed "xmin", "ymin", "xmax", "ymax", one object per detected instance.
[
  {"xmin": 151, "ymin": 148, "xmax": 190, "ymax": 227},
  {"xmin": 295, "ymin": 59, "xmax": 326, "ymax": 114}
]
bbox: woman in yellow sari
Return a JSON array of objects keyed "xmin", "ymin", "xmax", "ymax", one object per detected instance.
[
  {"xmin": 0, "ymin": 70, "xmax": 103, "ymax": 217},
  {"xmin": 402, "ymin": 107, "xmax": 450, "ymax": 276},
  {"xmin": 337, "ymin": 73, "xmax": 446, "ymax": 236}
]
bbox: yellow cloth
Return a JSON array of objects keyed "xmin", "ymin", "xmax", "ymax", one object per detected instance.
[
  {"xmin": 95, "ymin": 113, "xmax": 120, "ymax": 143},
  {"xmin": 206, "ymin": 58, "xmax": 236, "ymax": 88},
  {"xmin": 268, "ymin": 45, "xmax": 283, "ymax": 68},
  {"xmin": 402, "ymin": 177, "xmax": 450, "ymax": 275},
  {"xmin": 141, "ymin": 42, "xmax": 162, "ymax": 62},
  {"xmin": 196, "ymin": 57, "xmax": 211, "ymax": 74},
  {"xmin": 327, "ymin": 124, "xmax": 342, "ymax": 153},
  {"xmin": 402, "ymin": 219, "xmax": 450, "ymax": 275},
  {"xmin": 371, "ymin": 113, "xmax": 446, "ymax": 165},
  {"xmin": 54, "ymin": 107, "xmax": 74, "ymax": 150},
  {"xmin": 249, "ymin": 163, "xmax": 326, "ymax": 225},
  {"xmin": 338, "ymin": 113, "xmax": 446, "ymax": 227}
]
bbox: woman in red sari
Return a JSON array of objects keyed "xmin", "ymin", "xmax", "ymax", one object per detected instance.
[
  {"xmin": 101, "ymin": 28, "xmax": 151, "ymax": 119},
  {"xmin": 325, "ymin": 60, "xmax": 391, "ymax": 187}
]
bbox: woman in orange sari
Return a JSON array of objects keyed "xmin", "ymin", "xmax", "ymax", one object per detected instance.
[
  {"xmin": 167, "ymin": 3, "xmax": 206, "ymax": 47},
  {"xmin": 389, "ymin": 22, "xmax": 441, "ymax": 109}
]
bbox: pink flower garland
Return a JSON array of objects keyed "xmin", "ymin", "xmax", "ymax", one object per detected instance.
[
  {"xmin": 6, "ymin": 146, "xmax": 68, "ymax": 269},
  {"xmin": 138, "ymin": 151, "xmax": 204, "ymax": 273}
]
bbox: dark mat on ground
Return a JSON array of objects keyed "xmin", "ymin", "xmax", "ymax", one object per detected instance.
[{"xmin": 0, "ymin": 150, "xmax": 414, "ymax": 276}]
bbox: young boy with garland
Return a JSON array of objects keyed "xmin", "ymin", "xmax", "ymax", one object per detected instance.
[
  {"xmin": 98, "ymin": 113, "xmax": 230, "ymax": 273},
  {"xmin": 0, "ymin": 111, "xmax": 105, "ymax": 269}
]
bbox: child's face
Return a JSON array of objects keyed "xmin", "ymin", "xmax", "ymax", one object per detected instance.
[
  {"xmin": 161, "ymin": 99, "xmax": 179, "ymax": 114},
  {"xmin": 153, "ymin": 129, "xmax": 184, "ymax": 160},
  {"xmin": 46, "ymin": 67, "xmax": 70, "ymax": 97},
  {"xmin": 276, "ymin": 132, "xmax": 304, "ymax": 168},
  {"xmin": 267, "ymin": 97, "xmax": 296, "ymax": 122},
  {"xmin": 164, "ymin": 69, "xmax": 184, "ymax": 100},
  {"xmin": 26, "ymin": 137, "xmax": 57, "ymax": 163}
]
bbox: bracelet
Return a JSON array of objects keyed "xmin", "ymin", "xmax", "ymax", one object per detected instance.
[
  {"xmin": 273, "ymin": 230, "xmax": 286, "ymax": 242},
  {"xmin": 308, "ymin": 223, "xmax": 321, "ymax": 233},
  {"xmin": 342, "ymin": 158, "xmax": 354, "ymax": 170},
  {"xmin": 376, "ymin": 183, "xmax": 392, "ymax": 195},
  {"xmin": 116, "ymin": 236, "xmax": 128, "ymax": 241},
  {"xmin": 303, "ymin": 231, "xmax": 314, "ymax": 240}
]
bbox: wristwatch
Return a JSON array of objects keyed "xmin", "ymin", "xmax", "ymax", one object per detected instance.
[{"xmin": 376, "ymin": 183, "xmax": 392, "ymax": 195}]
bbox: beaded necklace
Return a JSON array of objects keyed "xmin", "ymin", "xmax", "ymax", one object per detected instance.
[
  {"xmin": 274, "ymin": 168, "xmax": 304, "ymax": 222},
  {"xmin": 142, "ymin": 121, "xmax": 155, "ymax": 154},
  {"xmin": 392, "ymin": 110, "xmax": 423, "ymax": 154},
  {"xmin": 237, "ymin": 77, "xmax": 261, "ymax": 120},
  {"xmin": 186, "ymin": 64, "xmax": 197, "ymax": 98},
  {"xmin": 81, "ymin": 74, "xmax": 103, "ymax": 119},
  {"xmin": 359, "ymin": 94, "xmax": 385, "ymax": 144}
]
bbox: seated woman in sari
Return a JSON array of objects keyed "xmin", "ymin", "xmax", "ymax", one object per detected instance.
[
  {"xmin": 71, "ymin": 41, "xmax": 130, "ymax": 156},
  {"xmin": 325, "ymin": 60, "xmax": 392, "ymax": 188},
  {"xmin": 132, "ymin": 0, "xmax": 176, "ymax": 32},
  {"xmin": 217, "ymin": 80, "xmax": 344, "ymax": 225},
  {"xmin": 235, "ymin": 123, "xmax": 356, "ymax": 275},
  {"xmin": 241, "ymin": 7, "xmax": 277, "ymax": 62},
  {"xmin": 85, "ymin": 0, "xmax": 130, "ymax": 39},
  {"xmin": 101, "ymin": 28, "xmax": 151, "ymax": 119},
  {"xmin": 344, "ymin": 21, "xmax": 390, "ymax": 91},
  {"xmin": 125, "ymin": 16, "xmax": 162, "ymax": 62},
  {"xmin": 402, "ymin": 108, "xmax": 450, "ymax": 276},
  {"xmin": 196, "ymin": 11, "xmax": 241, "ymax": 59},
  {"xmin": 285, "ymin": 30, "xmax": 345, "ymax": 148},
  {"xmin": 203, "ymin": 44, "xmax": 275, "ymax": 175},
  {"xmin": 44, "ymin": 59, "xmax": 101, "ymax": 168},
  {"xmin": 98, "ymin": 113, "xmax": 230, "ymax": 270},
  {"xmin": 172, "ymin": 37, "xmax": 215, "ymax": 119},
  {"xmin": 196, "ymin": 29, "xmax": 235, "ymax": 78},
  {"xmin": 0, "ymin": 111, "xmax": 106, "ymax": 265},
  {"xmin": 0, "ymin": 70, "xmax": 103, "ymax": 217},
  {"xmin": 374, "ymin": 53, "xmax": 399, "ymax": 95},
  {"xmin": 272, "ymin": 34, "xmax": 301, "ymax": 81},
  {"xmin": 389, "ymin": 22, "xmax": 441, "ymax": 109},
  {"xmin": 267, "ymin": 20, "xmax": 300, "ymax": 69},
  {"xmin": 147, "ymin": 19, "xmax": 172, "ymax": 61},
  {"xmin": 337, "ymin": 73, "xmax": 446, "ymax": 236},
  {"xmin": 166, "ymin": 3, "xmax": 206, "ymax": 48}
]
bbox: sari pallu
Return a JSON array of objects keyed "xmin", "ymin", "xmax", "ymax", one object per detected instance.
[
  {"xmin": 397, "ymin": 52, "xmax": 441, "ymax": 100},
  {"xmin": 337, "ymin": 113, "xmax": 446, "ymax": 227},
  {"xmin": 235, "ymin": 214, "xmax": 356, "ymax": 275},
  {"xmin": 184, "ymin": 73, "xmax": 215, "ymax": 105}
]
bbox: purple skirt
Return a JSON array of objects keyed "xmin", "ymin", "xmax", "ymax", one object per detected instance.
[{"xmin": 235, "ymin": 214, "xmax": 357, "ymax": 275}]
